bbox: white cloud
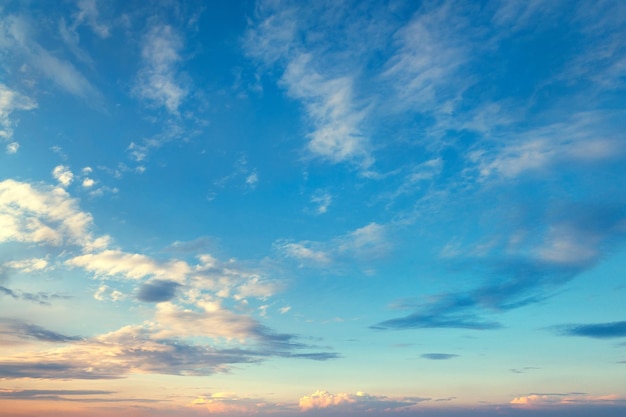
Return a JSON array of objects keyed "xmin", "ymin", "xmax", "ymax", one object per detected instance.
[
  {"xmin": 510, "ymin": 393, "xmax": 626, "ymax": 407},
  {"xmin": 136, "ymin": 25, "xmax": 187, "ymax": 114},
  {"xmin": 337, "ymin": 222, "xmax": 390, "ymax": 258},
  {"xmin": 93, "ymin": 284, "xmax": 126, "ymax": 302},
  {"xmin": 277, "ymin": 241, "xmax": 331, "ymax": 265},
  {"xmin": 0, "ymin": 16, "xmax": 99, "ymax": 99},
  {"xmin": 0, "ymin": 179, "xmax": 109, "ymax": 250},
  {"xmin": 66, "ymin": 249, "xmax": 191, "ymax": 282},
  {"xmin": 190, "ymin": 392, "xmax": 277, "ymax": 414},
  {"xmin": 52, "ymin": 165, "xmax": 74, "ymax": 187},
  {"xmin": 6, "ymin": 141, "xmax": 19, "ymax": 154},
  {"xmin": 245, "ymin": 171, "xmax": 259, "ymax": 188},
  {"xmin": 0, "ymin": 83, "xmax": 37, "ymax": 145},
  {"xmin": 299, "ymin": 390, "xmax": 355, "ymax": 410},
  {"xmin": 4, "ymin": 257, "xmax": 49, "ymax": 273},
  {"xmin": 73, "ymin": 0, "xmax": 111, "ymax": 38},
  {"xmin": 277, "ymin": 222, "xmax": 390, "ymax": 268},
  {"xmin": 245, "ymin": 5, "xmax": 373, "ymax": 168},
  {"xmin": 279, "ymin": 305, "xmax": 291, "ymax": 314},
  {"xmin": 299, "ymin": 390, "xmax": 429, "ymax": 411},
  {"xmin": 311, "ymin": 191, "xmax": 332, "ymax": 214},
  {"xmin": 282, "ymin": 53, "xmax": 372, "ymax": 167},
  {"xmin": 154, "ymin": 301, "xmax": 264, "ymax": 341},
  {"xmin": 382, "ymin": 2, "xmax": 469, "ymax": 112},
  {"xmin": 470, "ymin": 113, "xmax": 624, "ymax": 181},
  {"xmin": 82, "ymin": 178, "xmax": 95, "ymax": 188}
]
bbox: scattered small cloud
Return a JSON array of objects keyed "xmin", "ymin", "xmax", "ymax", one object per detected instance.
[
  {"xmin": 52, "ymin": 165, "xmax": 74, "ymax": 187},
  {"xmin": 6, "ymin": 141, "xmax": 19, "ymax": 154},
  {"xmin": 310, "ymin": 190, "xmax": 332, "ymax": 214},
  {"xmin": 421, "ymin": 353, "xmax": 458, "ymax": 360}
]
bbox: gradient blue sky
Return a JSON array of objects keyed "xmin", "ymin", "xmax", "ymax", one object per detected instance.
[{"xmin": 1, "ymin": 1, "xmax": 626, "ymax": 416}]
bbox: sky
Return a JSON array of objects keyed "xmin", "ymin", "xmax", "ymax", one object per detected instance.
[{"xmin": 0, "ymin": 0, "xmax": 625, "ymax": 416}]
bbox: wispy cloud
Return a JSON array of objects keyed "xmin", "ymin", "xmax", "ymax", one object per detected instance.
[
  {"xmin": 555, "ymin": 321, "xmax": 626, "ymax": 339},
  {"xmin": 0, "ymin": 319, "xmax": 80, "ymax": 344},
  {"xmin": 468, "ymin": 112, "xmax": 625, "ymax": 181},
  {"xmin": 276, "ymin": 222, "xmax": 390, "ymax": 269},
  {"xmin": 382, "ymin": 1, "xmax": 470, "ymax": 113},
  {"xmin": 376, "ymin": 202, "xmax": 626, "ymax": 330},
  {"xmin": 510, "ymin": 392, "xmax": 626, "ymax": 407},
  {"xmin": 245, "ymin": 2, "xmax": 374, "ymax": 169},
  {"xmin": 0, "ymin": 179, "xmax": 110, "ymax": 250},
  {"xmin": 135, "ymin": 24, "xmax": 187, "ymax": 114},
  {"xmin": 0, "ymin": 83, "xmax": 37, "ymax": 152},
  {"xmin": 0, "ymin": 15, "xmax": 100, "ymax": 100},
  {"xmin": 66, "ymin": 249, "xmax": 191, "ymax": 282}
]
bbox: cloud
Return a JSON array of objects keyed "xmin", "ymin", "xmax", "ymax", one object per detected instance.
[
  {"xmin": 52, "ymin": 165, "xmax": 74, "ymax": 187},
  {"xmin": 556, "ymin": 321, "xmax": 626, "ymax": 339},
  {"xmin": 190, "ymin": 392, "xmax": 280, "ymax": 414},
  {"xmin": 382, "ymin": 1, "xmax": 470, "ymax": 113},
  {"xmin": 135, "ymin": 24, "xmax": 187, "ymax": 114},
  {"xmin": 66, "ymin": 250, "xmax": 191, "ymax": 282},
  {"xmin": 0, "ymin": 285, "xmax": 70, "ymax": 306},
  {"xmin": 0, "ymin": 319, "xmax": 80, "ymax": 344},
  {"xmin": 0, "ymin": 83, "xmax": 37, "ymax": 148},
  {"xmin": 137, "ymin": 279, "xmax": 182, "ymax": 303},
  {"xmin": 154, "ymin": 301, "xmax": 284, "ymax": 343},
  {"xmin": 93, "ymin": 284, "xmax": 126, "ymax": 302},
  {"xmin": 0, "ymin": 16, "xmax": 99, "ymax": 99},
  {"xmin": 0, "ymin": 319, "xmax": 337, "ymax": 380},
  {"xmin": 245, "ymin": 4, "xmax": 373, "ymax": 168},
  {"xmin": 281, "ymin": 54, "xmax": 372, "ymax": 167},
  {"xmin": 4, "ymin": 257, "xmax": 49, "ymax": 273},
  {"xmin": 469, "ymin": 113, "xmax": 625, "ymax": 181},
  {"xmin": 276, "ymin": 222, "xmax": 390, "ymax": 268},
  {"xmin": 82, "ymin": 178, "xmax": 95, "ymax": 188},
  {"xmin": 6, "ymin": 141, "xmax": 19, "ymax": 153},
  {"xmin": 0, "ymin": 389, "xmax": 115, "ymax": 401},
  {"xmin": 421, "ymin": 353, "xmax": 458, "ymax": 360},
  {"xmin": 298, "ymin": 390, "xmax": 430, "ymax": 412},
  {"xmin": 277, "ymin": 242, "xmax": 331, "ymax": 265},
  {"xmin": 0, "ymin": 179, "xmax": 110, "ymax": 250},
  {"xmin": 311, "ymin": 191, "xmax": 332, "ymax": 214},
  {"xmin": 376, "ymin": 203, "xmax": 626, "ymax": 330},
  {"xmin": 72, "ymin": 0, "xmax": 111, "ymax": 39},
  {"xmin": 510, "ymin": 392, "xmax": 626, "ymax": 407}
]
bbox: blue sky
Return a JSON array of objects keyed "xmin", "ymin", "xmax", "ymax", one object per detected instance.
[{"xmin": 1, "ymin": 0, "xmax": 625, "ymax": 416}]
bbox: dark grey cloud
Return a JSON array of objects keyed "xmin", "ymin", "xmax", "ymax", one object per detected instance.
[
  {"xmin": 0, "ymin": 324, "xmax": 338, "ymax": 379},
  {"xmin": 0, "ymin": 388, "xmax": 161, "ymax": 403},
  {"xmin": 556, "ymin": 321, "xmax": 626, "ymax": 339},
  {"xmin": 0, "ymin": 362, "xmax": 121, "ymax": 379},
  {"xmin": 0, "ymin": 319, "xmax": 81, "ymax": 344},
  {"xmin": 421, "ymin": 353, "xmax": 458, "ymax": 360},
  {"xmin": 137, "ymin": 279, "xmax": 181, "ymax": 302},
  {"xmin": 0, "ymin": 389, "xmax": 113, "ymax": 399},
  {"xmin": 0, "ymin": 285, "xmax": 71, "ymax": 305}
]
